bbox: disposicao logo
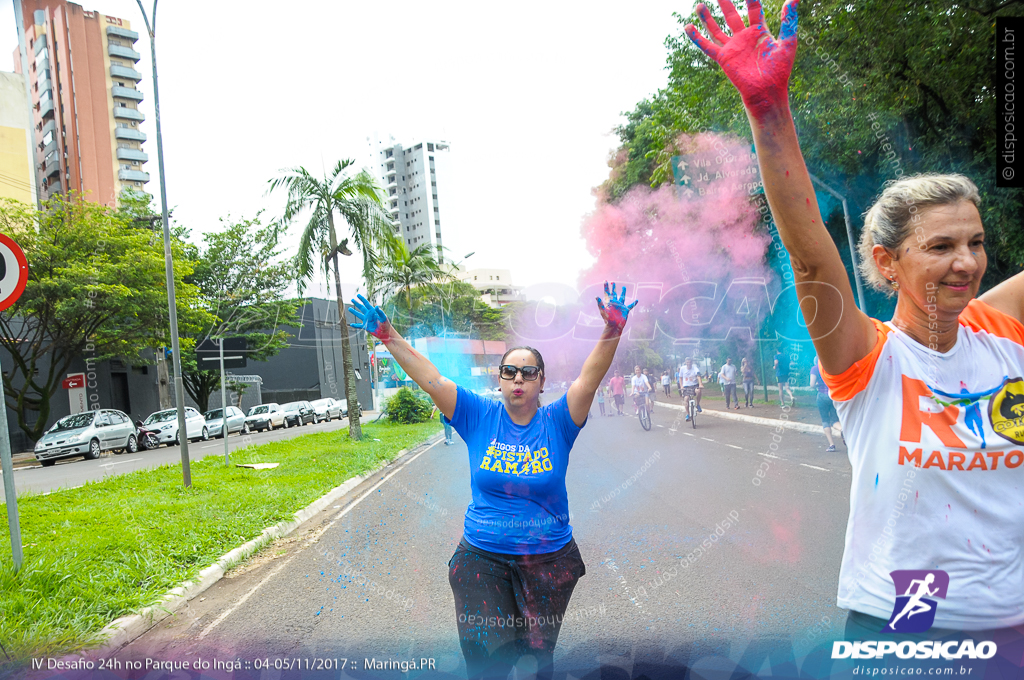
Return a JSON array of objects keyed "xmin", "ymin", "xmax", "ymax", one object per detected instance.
[
  {"xmin": 882, "ymin": 569, "xmax": 949, "ymax": 633},
  {"xmin": 831, "ymin": 569, "xmax": 998, "ymax": 661}
]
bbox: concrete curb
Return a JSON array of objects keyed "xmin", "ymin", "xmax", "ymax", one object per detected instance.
[
  {"xmin": 660, "ymin": 402, "xmax": 825, "ymax": 435},
  {"xmin": 95, "ymin": 433, "xmax": 444, "ymax": 654}
]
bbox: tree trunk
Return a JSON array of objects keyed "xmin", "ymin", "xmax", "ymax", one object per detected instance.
[{"xmin": 328, "ymin": 210, "xmax": 362, "ymax": 441}]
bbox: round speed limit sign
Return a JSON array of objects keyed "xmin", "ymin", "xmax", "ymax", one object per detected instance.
[{"xmin": 0, "ymin": 234, "xmax": 28, "ymax": 312}]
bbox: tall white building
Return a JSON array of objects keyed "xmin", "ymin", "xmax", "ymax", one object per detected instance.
[{"xmin": 373, "ymin": 138, "xmax": 450, "ymax": 262}]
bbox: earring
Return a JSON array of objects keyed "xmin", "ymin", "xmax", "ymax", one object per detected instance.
[{"xmin": 889, "ymin": 277, "xmax": 900, "ymax": 291}]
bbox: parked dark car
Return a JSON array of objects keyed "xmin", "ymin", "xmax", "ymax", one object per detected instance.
[{"xmin": 280, "ymin": 400, "xmax": 316, "ymax": 427}]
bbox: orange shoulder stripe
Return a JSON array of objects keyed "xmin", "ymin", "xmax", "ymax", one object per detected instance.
[
  {"xmin": 959, "ymin": 298, "xmax": 1024, "ymax": 345},
  {"xmin": 819, "ymin": 318, "xmax": 893, "ymax": 402}
]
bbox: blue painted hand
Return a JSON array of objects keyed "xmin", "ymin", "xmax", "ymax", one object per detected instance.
[{"xmin": 349, "ymin": 294, "xmax": 392, "ymax": 341}]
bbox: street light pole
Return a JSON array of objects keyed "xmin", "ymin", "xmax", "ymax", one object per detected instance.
[
  {"xmin": 807, "ymin": 173, "xmax": 867, "ymax": 312},
  {"xmin": 136, "ymin": 0, "xmax": 191, "ymax": 486}
]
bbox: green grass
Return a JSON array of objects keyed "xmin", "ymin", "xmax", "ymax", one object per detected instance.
[{"xmin": 0, "ymin": 420, "xmax": 441, "ymax": 661}]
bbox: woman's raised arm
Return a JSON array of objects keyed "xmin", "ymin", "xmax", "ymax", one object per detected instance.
[
  {"xmin": 685, "ymin": 0, "xmax": 876, "ymax": 375},
  {"xmin": 349, "ymin": 295, "xmax": 458, "ymax": 418},
  {"xmin": 566, "ymin": 283, "xmax": 637, "ymax": 426}
]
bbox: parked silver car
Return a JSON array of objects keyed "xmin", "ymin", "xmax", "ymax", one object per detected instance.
[
  {"xmin": 34, "ymin": 409, "xmax": 138, "ymax": 466},
  {"xmin": 245, "ymin": 403, "xmax": 285, "ymax": 432},
  {"xmin": 142, "ymin": 407, "xmax": 209, "ymax": 445},
  {"xmin": 204, "ymin": 406, "xmax": 249, "ymax": 438},
  {"xmin": 310, "ymin": 398, "xmax": 346, "ymax": 422}
]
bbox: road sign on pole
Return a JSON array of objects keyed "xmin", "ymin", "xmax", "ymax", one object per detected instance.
[
  {"xmin": 196, "ymin": 337, "xmax": 247, "ymax": 370},
  {"xmin": 0, "ymin": 234, "xmax": 29, "ymax": 572}
]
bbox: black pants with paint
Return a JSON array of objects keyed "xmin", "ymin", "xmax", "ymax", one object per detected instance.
[{"xmin": 448, "ymin": 537, "xmax": 586, "ymax": 680}]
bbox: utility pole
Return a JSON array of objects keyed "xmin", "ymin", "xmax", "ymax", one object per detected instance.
[{"xmin": 135, "ymin": 0, "xmax": 191, "ymax": 486}]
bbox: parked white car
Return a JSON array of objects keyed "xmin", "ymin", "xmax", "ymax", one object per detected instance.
[
  {"xmin": 142, "ymin": 407, "xmax": 209, "ymax": 445},
  {"xmin": 245, "ymin": 403, "xmax": 285, "ymax": 432},
  {"xmin": 204, "ymin": 406, "xmax": 249, "ymax": 438},
  {"xmin": 310, "ymin": 398, "xmax": 346, "ymax": 422},
  {"xmin": 34, "ymin": 409, "xmax": 138, "ymax": 466}
]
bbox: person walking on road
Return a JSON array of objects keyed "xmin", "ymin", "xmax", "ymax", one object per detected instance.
[
  {"xmin": 690, "ymin": 0, "xmax": 1024, "ymax": 640},
  {"xmin": 609, "ymin": 371, "xmax": 626, "ymax": 416},
  {"xmin": 596, "ymin": 385, "xmax": 607, "ymax": 417},
  {"xmin": 809, "ymin": 356, "xmax": 839, "ymax": 451},
  {"xmin": 741, "ymin": 358, "xmax": 755, "ymax": 408},
  {"xmin": 351, "ymin": 282, "xmax": 638, "ymax": 680},
  {"xmin": 661, "ymin": 371, "xmax": 671, "ymax": 396},
  {"xmin": 773, "ymin": 348, "xmax": 795, "ymax": 406},
  {"xmin": 718, "ymin": 358, "xmax": 739, "ymax": 409}
]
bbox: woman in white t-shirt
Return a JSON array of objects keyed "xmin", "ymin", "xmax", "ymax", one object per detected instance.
[{"xmin": 690, "ymin": 0, "xmax": 1024, "ymax": 636}]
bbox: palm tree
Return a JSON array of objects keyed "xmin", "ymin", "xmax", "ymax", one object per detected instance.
[
  {"xmin": 372, "ymin": 233, "xmax": 451, "ymax": 311},
  {"xmin": 268, "ymin": 159, "xmax": 392, "ymax": 440}
]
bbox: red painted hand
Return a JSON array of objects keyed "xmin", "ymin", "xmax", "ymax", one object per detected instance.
[
  {"xmin": 684, "ymin": 0, "xmax": 799, "ymax": 121},
  {"xmin": 596, "ymin": 281, "xmax": 638, "ymax": 335}
]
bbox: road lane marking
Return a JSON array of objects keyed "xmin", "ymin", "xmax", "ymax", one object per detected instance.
[
  {"xmin": 196, "ymin": 436, "xmax": 444, "ymax": 641},
  {"xmin": 800, "ymin": 464, "xmax": 830, "ymax": 472},
  {"xmin": 683, "ymin": 432, "xmax": 694, "ymax": 437},
  {"xmin": 700, "ymin": 437, "xmax": 714, "ymax": 442},
  {"xmin": 726, "ymin": 444, "xmax": 743, "ymax": 450},
  {"xmin": 757, "ymin": 452, "xmax": 779, "ymax": 459}
]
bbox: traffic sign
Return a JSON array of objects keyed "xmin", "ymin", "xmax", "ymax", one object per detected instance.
[
  {"xmin": 196, "ymin": 337, "xmax": 247, "ymax": 369},
  {"xmin": 0, "ymin": 233, "xmax": 28, "ymax": 312}
]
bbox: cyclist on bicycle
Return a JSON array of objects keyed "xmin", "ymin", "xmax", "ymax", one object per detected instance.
[
  {"xmin": 679, "ymin": 357, "xmax": 704, "ymax": 421},
  {"xmin": 630, "ymin": 365, "xmax": 652, "ymax": 415}
]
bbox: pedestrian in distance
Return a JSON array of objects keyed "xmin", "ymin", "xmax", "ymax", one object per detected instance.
[
  {"xmin": 596, "ymin": 385, "xmax": 606, "ymax": 417},
  {"xmin": 718, "ymin": 357, "xmax": 739, "ymax": 409},
  {"xmin": 431, "ymin": 404, "xmax": 456, "ymax": 445},
  {"xmin": 609, "ymin": 370, "xmax": 626, "ymax": 416},
  {"xmin": 661, "ymin": 371, "xmax": 671, "ymax": 396},
  {"xmin": 351, "ymin": 282, "xmax": 638, "ymax": 680},
  {"xmin": 741, "ymin": 358, "xmax": 755, "ymax": 407},
  {"xmin": 773, "ymin": 347, "xmax": 795, "ymax": 406},
  {"xmin": 809, "ymin": 356, "xmax": 839, "ymax": 451},
  {"xmin": 689, "ymin": 0, "xmax": 1024, "ymax": 640}
]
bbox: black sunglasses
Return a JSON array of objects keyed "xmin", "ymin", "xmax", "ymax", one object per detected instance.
[{"xmin": 499, "ymin": 364, "xmax": 542, "ymax": 381}]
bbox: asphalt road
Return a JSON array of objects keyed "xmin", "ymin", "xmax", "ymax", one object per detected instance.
[
  {"xmin": 117, "ymin": 403, "xmax": 854, "ymax": 678},
  {"xmin": 6, "ymin": 416, "xmax": 360, "ymax": 496}
]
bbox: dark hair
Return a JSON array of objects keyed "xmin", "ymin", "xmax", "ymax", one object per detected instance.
[{"xmin": 500, "ymin": 346, "xmax": 545, "ymax": 407}]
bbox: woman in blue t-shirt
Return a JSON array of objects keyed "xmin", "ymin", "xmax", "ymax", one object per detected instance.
[{"xmin": 351, "ymin": 282, "xmax": 637, "ymax": 680}]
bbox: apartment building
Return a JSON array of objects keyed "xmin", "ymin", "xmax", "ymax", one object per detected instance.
[
  {"xmin": 374, "ymin": 138, "xmax": 449, "ymax": 261},
  {"xmin": 13, "ymin": 0, "xmax": 149, "ymax": 206}
]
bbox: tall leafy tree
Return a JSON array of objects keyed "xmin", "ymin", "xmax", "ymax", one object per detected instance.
[
  {"xmin": 0, "ymin": 194, "xmax": 211, "ymax": 441},
  {"xmin": 267, "ymin": 160, "xmax": 392, "ymax": 440},
  {"xmin": 371, "ymin": 234, "xmax": 449, "ymax": 310},
  {"xmin": 606, "ymin": 0, "xmax": 1024, "ymax": 315},
  {"xmin": 386, "ymin": 280, "xmax": 511, "ymax": 343},
  {"xmin": 181, "ymin": 214, "xmax": 301, "ymax": 412}
]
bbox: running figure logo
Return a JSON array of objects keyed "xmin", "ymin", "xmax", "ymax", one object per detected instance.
[{"xmin": 882, "ymin": 570, "xmax": 950, "ymax": 633}]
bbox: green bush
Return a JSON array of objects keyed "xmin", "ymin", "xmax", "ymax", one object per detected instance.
[{"xmin": 385, "ymin": 387, "xmax": 433, "ymax": 424}]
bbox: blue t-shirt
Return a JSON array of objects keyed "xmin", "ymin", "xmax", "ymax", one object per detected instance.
[
  {"xmin": 774, "ymin": 352, "xmax": 789, "ymax": 379},
  {"xmin": 448, "ymin": 385, "xmax": 585, "ymax": 555}
]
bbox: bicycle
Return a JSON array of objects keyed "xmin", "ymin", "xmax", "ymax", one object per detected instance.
[
  {"xmin": 683, "ymin": 386, "xmax": 698, "ymax": 429},
  {"xmin": 634, "ymin": 393, "xmax": 652, "ymax": 431}
]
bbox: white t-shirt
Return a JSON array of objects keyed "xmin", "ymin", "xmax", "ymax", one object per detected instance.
[
  {"xmin": 680, "ymin": 365, "xmax": 701, "ymax": 387},
  {"xmin": 719, "ymin": 364, "xmax": 737, "ymax": 385},
  {"xmin": 661, "ymin": 374, "xmax": 670, "ymax": 386},
  {"xmin": 630, "ymin": 374, "xmax": 650, "ymax": 393},
  {"xmin": 821, "ymin": 299, "xmax": 1024, "ymax": 629}
]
